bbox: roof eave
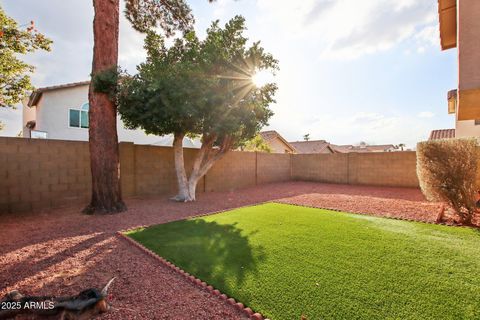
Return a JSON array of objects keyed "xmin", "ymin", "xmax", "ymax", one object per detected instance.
[
  {"xmin": 27, "ymin": 80, "xmax": 91, "ymax": 107},
  {"xmin": 27, "ymin": 91, "xmax": 42, "ymax": 107},
  {"xmin": 438, "ymin": 0, "xmax": 457, "ymax": 50}
]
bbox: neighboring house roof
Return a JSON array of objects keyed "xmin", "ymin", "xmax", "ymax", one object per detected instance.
[
  {"xmin": 259, "ymin": 130, "xmax": 296, "ymax": 153},
  {"xmin": 330, "ymin": 145, "xmax": 353, "ymax": 153},
  {"xmin": 429, "ymin": 129, "xmax": 455, "ymax": 140},
  {"xmin": 331, "ymin": 144, "xmax": 397, "ymax": 153},
  {"xmin": 28, "ymin": 80, "xmax": 90, "ymax": 107},
  {"xmin": 289, "ymin": 140, "xmax": 336, "ymax": 154}
]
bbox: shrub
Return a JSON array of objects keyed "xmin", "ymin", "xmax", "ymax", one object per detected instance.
[{"xmin": 416, "ymin": 138, "xmax": 478, "ymax": 225}]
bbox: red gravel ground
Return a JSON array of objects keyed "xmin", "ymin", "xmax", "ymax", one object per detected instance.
[
  {"xmin": 0, "ymin": 182, "xmax": 446, "ymax": 319},
  {"xmin": 277, "ymin": 192, "xmax": 442, "ymax": 222}
]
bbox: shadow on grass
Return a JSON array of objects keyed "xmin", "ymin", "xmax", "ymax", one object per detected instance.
[{"xmin": 129, "ymin": 219, "xmax": 265, "ymax": 289}]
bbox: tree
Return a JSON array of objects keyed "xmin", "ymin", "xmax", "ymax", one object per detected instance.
[
  {"xmin": 85, "ymin": 0, "xmax": 202, "ymax": 214},
  {"xmin": 242, "ymin": 134, "xmax": 272, "ymax": 153},
  {"xmin": 0, "ymin": 6, "xmax": 52, "ymax": 107},
  {"xmin": 397, "ymin": 143, "xmax": 406, "ymax": 151},
  {"xmin": 118, "ymin": 16, "xmax": 278, "ymax": 202},
  {"xmin": 303, "ymin": 134, "xmax": 310, "ymax": 141},
  {"xmin": 84, "ymin": 0, "xmax": 124, "ymax": 214}
]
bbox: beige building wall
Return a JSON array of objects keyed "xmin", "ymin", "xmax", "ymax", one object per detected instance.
[
  {"xmin": 455, "ymin": 0, "xmax": 480, "ymax": 136},
  {"xmin": 267, "ymin": 137, "xmax": 294, "ymax": 153},
  {"xmin": 455, "ymin": 118, "xmax": 480, "ymax": 138},
  {"xmin": 22, "ymin": 84, "xmax": 165, "ymax": 144},
  {"xmin": 22, "ymin": 85, "xmax": 89, "ymax": 140},
  {"xmin": 458, "ymin": 0, "xmax": 480, "ymax": 92}
]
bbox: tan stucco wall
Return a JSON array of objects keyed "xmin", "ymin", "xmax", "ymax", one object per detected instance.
[
  {"xmin": 455, "ymin": 119, "xmax": 480, "ymax": 138},
  {"xmin": 456, "ymin": 0, "xmax": 480, "ymax": 120},
  {"xmin": 267, "ymin": 137, "xmax": 294, "ymax": 153},
  {"xmin": 458, "ymin": 0, "xmax": 480, "ymax": 91}
]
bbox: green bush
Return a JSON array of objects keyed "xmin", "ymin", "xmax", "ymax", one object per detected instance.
[{"xmin": 416, "ymin": 138, "xmax": 478, "ymax": 225}]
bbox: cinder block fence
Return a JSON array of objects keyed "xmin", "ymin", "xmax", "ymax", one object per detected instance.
[{"xmin": 0, "ymin": 137, "xmax": 419, "ymax": 214}]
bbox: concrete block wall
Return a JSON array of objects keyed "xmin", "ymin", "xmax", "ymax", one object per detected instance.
[
  {"xmin": 205, "ymin": 151, "xmax": 256, "ymax": 192},
  {"xmin": 0, "ymin": 137, "xmax": 422, "ymax": 214},
  {"xmin": 0, "ymin": 137, "xmax": 91, "ymax": 213},
  {"xmin": 0, "ymin": 138, "xmax": 277, "ymax": 213},
  {"xmin": 291, "ymin": 151, "xmax": 419, "ymax": 188},
  {"xmin": 131, "ymin": 144, "xmax": 203, "ymax": 196},
  {"xmin": 348, "ymin": 152, "xmax": 418, "ymax": 187},
  {"xmin": 292, "ymin": 154, "xmax": 349, "ymax": 184},
  {"xmin": 257, "ymin": 152, "xmax": 291, "ymax": 184}
]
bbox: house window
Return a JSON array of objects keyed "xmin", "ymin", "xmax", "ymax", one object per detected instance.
[
  {"xmin": 475, "ymin": 119, "xmax": 480, "ymax": 126},
  {"xmin": 69, "ymin": 103, "xmax": 89, "ymax": 128}
]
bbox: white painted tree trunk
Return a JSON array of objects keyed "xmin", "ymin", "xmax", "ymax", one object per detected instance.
[
  {"xmin": 172, "ymin": 133, "xmax": 190, "ymax": 202},
  {"xmin": 171, "ymin": 134, "xmax": 233, "ymax": 202}
]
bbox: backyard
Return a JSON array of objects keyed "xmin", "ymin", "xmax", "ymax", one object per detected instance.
[
  {"xmin": 2, "ymin": 0, "xmax": 480, "ymax": 319},
  {"xmin": 127, "ymin": 202, "xmax": 480, "ymax": 320},
  {"xmin": 1, "ymin": 182, "xmax": 478, "ymax": 319}
]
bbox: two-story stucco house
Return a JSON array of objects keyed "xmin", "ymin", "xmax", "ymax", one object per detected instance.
[
  {"xmin": 21, "ymin": 81, "xmax": 198, "ymax": 146},
  {"xmin": 430, "ymin": 0, "xmax": 480, "ymax": 140}
]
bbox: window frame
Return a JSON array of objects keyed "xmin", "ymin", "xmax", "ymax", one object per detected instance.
[{"xmin": 68, "ymin": 102, "xmax": 89, "ymax": 129}]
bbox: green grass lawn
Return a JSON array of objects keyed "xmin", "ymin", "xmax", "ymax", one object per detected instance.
[{"xmin": 126, "ymin": 203, "xmax": 480, "ymax": 320}]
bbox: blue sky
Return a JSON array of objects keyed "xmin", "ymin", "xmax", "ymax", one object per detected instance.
[{"xmin": 0, "ymin": 0, "xmax": 457, "ymax": 147}]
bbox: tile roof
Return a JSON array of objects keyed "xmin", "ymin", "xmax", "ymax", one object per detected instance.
[
  {"xmin": 429, "ymin": 129, "xmax": 455, "ymax": 140},
  {"xmin": 289, "ymin": 140, "xmax": 335, "ymax": 154}
]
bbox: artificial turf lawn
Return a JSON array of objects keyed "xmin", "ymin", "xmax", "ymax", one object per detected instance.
[{"xmin": 126, "ymin": 203, "xmax": 480, "ymax": 320}]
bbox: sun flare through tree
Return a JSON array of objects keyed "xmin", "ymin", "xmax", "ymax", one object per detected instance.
[{"xmin": 118, "ymin": 16, "xmax": 279, "ymax": 202}]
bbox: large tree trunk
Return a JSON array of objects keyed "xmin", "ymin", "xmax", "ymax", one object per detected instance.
[
  {"xmin": 172, "ymin": 134, "xmax": 233, "ymax": 202},
  {"xmin": 171, "ymin": 133, "xmax": 190, "ymax": 202},
  {"xmin": 83, "ymin": 0, "xmax": 126, "ymax": 214}
]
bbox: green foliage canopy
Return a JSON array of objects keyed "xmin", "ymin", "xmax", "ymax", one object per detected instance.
[
  {"xmin": 0, "ymin": 6, "xmax": 52, "ymax": 107},
  {"xmin": 118, "ymin": 15, "xmax": 278, "ymax": 148}
]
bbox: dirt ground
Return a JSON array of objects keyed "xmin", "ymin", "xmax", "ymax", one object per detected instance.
[{"xmin": 0, "ymin": 182, "xmax": 445, "ymax": 319}]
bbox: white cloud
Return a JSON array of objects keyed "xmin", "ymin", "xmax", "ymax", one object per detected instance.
[
  {"xmin": 417, "ymin": 111, "xmax": 435, "ymax": 118},
  {"xmin": 0, "ymin": 106, "xmax": 23, "ymax": 137},
  {"xmin": 415, "ymin": 25, "xmax": 439, "ymax": 48},
  {"xmin": 257, "ymin": 0, "xmax": 437, "ymax": 59},
  {"xmin": 212, "ymin": 0, "xmax": 238, "ymax": 20}
]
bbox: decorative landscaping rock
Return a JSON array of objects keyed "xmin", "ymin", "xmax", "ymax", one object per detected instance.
[{"xmin": 116, "ymin": 231, "xmax": 268, "ymax": 320}]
